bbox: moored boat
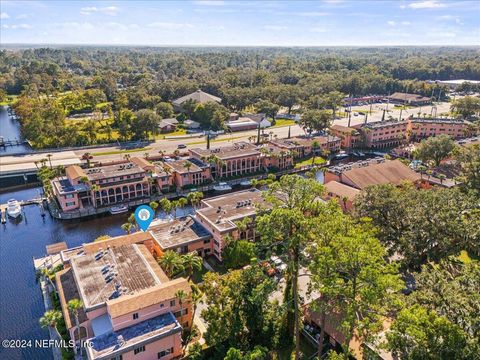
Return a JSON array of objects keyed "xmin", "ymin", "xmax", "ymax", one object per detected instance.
[
  {"xmin": 109, "ymin": 205, "xmax": 129, "ymax": 215},
  {"xmin": 7, "ymin": 199, "xmax": 22, "ymax": 218},
  {"xmin": 240, "ymin": 179, "xmax": 252, "ymax": 186},
  {"xmin": 213, "ymin": 182, "xmax": 232, "ymax": 192}
]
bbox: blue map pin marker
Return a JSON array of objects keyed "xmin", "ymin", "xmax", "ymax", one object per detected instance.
[{"xmin": 134, "ymin": 205, "xmax": 154, "ymax": 232}]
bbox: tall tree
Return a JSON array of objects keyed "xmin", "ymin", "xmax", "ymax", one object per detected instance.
[
  {"xmin": 257, "ymin": 175, "xmax": 325, "ymax": 359},
  {"xmin": 414, "ymin": 134, "xmax": 456, "ymax": 167}
]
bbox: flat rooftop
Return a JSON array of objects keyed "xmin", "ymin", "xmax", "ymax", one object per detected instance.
[
  {"xmin": 363, "ymin": 120, "xmax": 408, "ymax": 129},
  {"xmin": 87, "ymin": 312, "xmax": 181, "ymax": 360},
  {"xmin": 52, "ymin": 177, "xmax": 89, "ymax": 194},
  {"xmin": 71, "ymin": 244, "xmax": 164, "ymax": 309},
  {"xmin": 196, "ymin": 189, "xmax": 268, "ymax": 232},
  {"xmin": 409, "ymin": 117, "xmax": 467, "ymax": 124},
  {"xmin": 190, "ymin": 142, "xmax": 260, "ymax": 160},
  {"xmin": 165, "ymin": 158, "xmax": 205, "ymax": 174},
  {"xmin": 85, "ymin": 162, "xmax": 145, "ymax": 181},
  {"xmin": 149, "ymin": 216, "xmax": 211, "ymax": 250}
]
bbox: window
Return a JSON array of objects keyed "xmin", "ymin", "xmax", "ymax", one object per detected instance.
[
  {"xmin": 132, "ymin": 313, "xmax": 139, "ymax": 320},
  {"xmin": 170, "ymin": 300, "xmax": 175, "ymax": 307},
  {"xmin": 134, "ymin": 346, "xmax": 145, "ymax": 355},
  {"xmin": 174, "ymin": 308, "xmax": 188, "ymax": 317},
  {"xmin": 65, "ymin": 202, "xmax": 76, "ymax": 207},
  {"xmin": 158, "ymin": 347, "xmax": 173, "ymax": 358},
  {"xmin": 65, "ymin": 194, "xmax": 74, "ymax": 199},
  {"xmin": 160, "ymin": 303, "xmax": 164, "ymax": 308},
  {"xmin": 110, "ymin": 356, "xmax": 123, "ymax": 360},
  {"xmin": 203, "ymin": 239, "xmax": 210, "ymax": 244}
]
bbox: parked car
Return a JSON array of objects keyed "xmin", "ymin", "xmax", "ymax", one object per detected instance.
[{"xmin": 177, "ymin": 144, "xmax": 187, "ymax": 149}]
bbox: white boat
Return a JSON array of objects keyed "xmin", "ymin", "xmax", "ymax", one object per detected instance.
[
  {"xmin": 240, "ymin": 179, "xmax": 252, "ymax": 186},
  {"xmin": 213, "ymin": 182, "xmax": 232, "ymax": 192},
  {"xmin": 6, "ymin": 199, "xmax": 22, "ymax": 218},
  {"xmin": 109, "ymin": 205, "xmax": 129, "ymax": 215}
]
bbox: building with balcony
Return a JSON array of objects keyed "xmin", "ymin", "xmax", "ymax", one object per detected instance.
[
  {"xmin": 189, "ymin": 142, "xmax": 262, "ymax": 178},
  {"xmin": 329, "ymin": 125, "xmax": 361, "ymax": 149},
  {"xmin": 360, "ymin": 120, "xmax": 409, "ymax": 149},
  {"xmin": 269, "ymin": 135, "xmax": 341, "ymax": 158},
  {"xmin": 164, "ymin": 158, "xmax": 212, "ymax": 189},
  {"xmin": 194, "ymin": 189, "xmax": 268, "ymax": 261},
  {"xmin": 56, "ymin": 234, "xmax": 192, "ymax": 360},
  {"xmin": 407, "ymin": 117, "xmax": 471, "ymax": 140}
]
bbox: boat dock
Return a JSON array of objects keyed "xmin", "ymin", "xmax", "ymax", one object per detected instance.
[{"xmin": 0, "ymin": 197, "xmax": 46, "ymax": 223}]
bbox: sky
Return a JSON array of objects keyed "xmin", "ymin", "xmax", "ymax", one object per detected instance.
[{"xmin": 1, "ymin": 0, "xmax": 479, "ymax": 46}]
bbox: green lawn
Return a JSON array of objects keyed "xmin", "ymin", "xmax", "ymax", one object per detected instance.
[
  {"xmin": 274, "ymin": 337, "xmax": 317, "ymax": 360},
  {"xmin": 92, "ymin": 147, "xmax": 152, "ymax": 156},
  {"xmin": 272, "ymin": 119, "xmax": 296, "ymax": 127},
  {"xmin": 157, "ymin": 129, "xmax": 188, "ymax": 138},
  {"xmin": 295, "ymin": 157, "xmax": 326, "ymax": 168}
]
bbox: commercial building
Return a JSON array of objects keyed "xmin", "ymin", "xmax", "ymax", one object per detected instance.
[
  {"xmin": 433, "ymin": 79, "xmax": 480, "ymax": 90},
  {"xmin": 388, "ymin": 92, "xmax": 431, "ymax": 106},
  {"xmin": 172, "ymin": 89, "xmax": 221, "ymax": 111},
  {"xmin": 323, "ymin": 181, "xmax": 360, "ymax": 212},
  {"xmin": 56, "ymin": 234, "xmax": 192, "ymax": 360}
]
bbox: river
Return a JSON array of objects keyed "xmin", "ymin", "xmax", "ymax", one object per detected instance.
[
  {"xmin": 0, "ymin": 105, "xmax": 31, "ymax": 154},
  {"xmin": 0, "ymin": 186, "xmax": 193, "ymax": 360}
]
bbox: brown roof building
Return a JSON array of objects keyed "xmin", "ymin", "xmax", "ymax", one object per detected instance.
[
  {"xmin": 388, "ymin": 92, "xmax": 431, "ymax": 106},
  {"xmin": 172, "ymin": 89, "xmax": 221, "ymax": 111},
  {"xmin": 325, "ymin": 158, "xmax": 421, "ymax": 190}
]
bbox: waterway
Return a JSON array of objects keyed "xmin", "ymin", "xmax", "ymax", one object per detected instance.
[
  {"xmin": 0, "ymin": 105, "xmax": 31, "ymax": 154},
  {"xmin": 0, "ymin": 186, "xmax": 193, "ymax": 360}
]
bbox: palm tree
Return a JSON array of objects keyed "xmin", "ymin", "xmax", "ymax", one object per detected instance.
[
  {"xmin": 150, "ymin": 201, "xmax": 159, "ymax": 213},
  {"xmin": 181, "ymin": 252, "xmax": 202, "ymax": 281},
  {"xmin": 158, "ymin": 150, "xmax": 166, "ymax": 160},
  {"xmin": 175, "ymin": 289, "xmax": 188, "ymax": 337},
  {"xmin": 186, "ymin": 191, "xmax": 203, "ymax": 210},
  {"xmin": 438, "ymin": 174, "xmax": 446, "ymax": 184},
  {"xmin": 158, "ymin": 250, "xmax": 184, "ymax": 277},
  {"xmin": 311, "ymin": 140, "xmax": 320, "ymax": 165},
  {"xmin": 39, "ymin": 310, "xmax": 62, "ymax": 339},
  {"xmin": 123, "ymin": 154, "xmax": 131, "ymax": 162},
  {"xmin": 190, "ymin": 284, "xmax": 203, "ymax": 323},
  {"xmin": 34, "ymin": 161, "xmax": 39, "ymax": 170},
  {"xmin": 121, "ymin": 222, "xmax": 133, "ymax": 234},
  {"xmin": 183, "ymin": 161, "xmax": 192, "ymax": 173},
  {"xmin": 173, "ymin": 149, "xmax": 180, "ymax": 158},
  {"xmin": 144, "ymin": 152, "xmax": 150, "ymax": 159},
  {"xmin": 82, "ymin": 152, "xmax": 92, "ymax": 168},
  {"xmin": 176, "ymin": 197, "xmax": 188, "ymax": 218},
  {"xmin": 46, "ymin": 154, "xmax": 53, "ymax": 169},
  {"xmin": 68, "ymin": 298, "xmax": 84, "ymax": 351}
]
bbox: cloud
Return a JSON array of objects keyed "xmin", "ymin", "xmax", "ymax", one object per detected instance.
[
  {"xmin": 407, "ymin": 1, "xmax": 446, "ymax": 9},
  {"xmin": 147, "ymin": 22, "xmax": 194, "ymax": 30},
  {"xmin": 401, "ymin": 21, "xmax": 411, "ymax": 25},
  {"xmin": 16, "ymin": 14, "xmax": 28, "ymax": 19},
  {"xmin": 387, "ymin": 21, "xmax": 396, "ymax": 26},
  {"xmin": 193, "ymin": 0, "xmax": 225, "ymax": 5},
  {"xmin": 296, "ymin": 11, "xmax": 330, "ymax": 17},
  {"xmin": 80, "ymin": 6, "xmax": 118, "ymax": 16},
  {"xmin": 263, "ymin": 25, "xmax": 288, "ymax": 31},
  {"xmin": 310, "ymin": 27, "xmax": 328, "ymax": 33},
  {"xmin": 0, "ymin": 12, "xmax": 9, "ymax": 19},
  {"xmin": 4, "ymin": 23, "xmax": 33, "ymax": 29},
  {"xmin": 56, "ymin": 22, "xmax": 95, "ymax": 31}
]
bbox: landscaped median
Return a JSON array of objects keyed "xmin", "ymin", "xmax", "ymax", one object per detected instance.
[{"xmin": 294, "ymin": 156, "xmax": 326, "ymax": 168}]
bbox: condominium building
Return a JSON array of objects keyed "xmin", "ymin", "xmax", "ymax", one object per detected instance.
[
  {"xmin": 329, "ymin": 125, "xmax": 361, "ymax": 149},
  {"xmin": 407, "ymin": 117, "xmax": 471, "ymax": 140},
  {"xmin": 195, "ymin": 189, "xmax": 268, "ymax": 261},
  {"xmin": 361, "ymin": 120, "xmax": 408, "ymax": 149},
  {"xmin": 189, "ymin": 142, "xmax": 262, "ymax": 178},
  {"xmin": 269, "ymin": 135, "xmax": 341, "ymax": 157},
  {"xmin": 56, "ymin": 235, "xmax": 192, "ymax": 360},
  {"xmin": 164, "ymin": 158, "xmax": 212, "ymax": 189},
  {"xmin": 52, "ymin": 159, "xmax": 151, "ymax": 212}
]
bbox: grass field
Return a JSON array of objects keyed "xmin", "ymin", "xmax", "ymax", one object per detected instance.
[
  {"xmin": 272, "ymin": 119, "xmax": 296, "ymax": 127},
  {"xmin": 92, "ymin": 147, "xmax": 152, "ymax": 156},
  {"xmin": 295, "ymin": 157, "xmax": 326, "ymax": 168}
]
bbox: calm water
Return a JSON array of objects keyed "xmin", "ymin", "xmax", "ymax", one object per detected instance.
[
  {"xmin": 0, "ymin": 106, "xmax": 31, "ymax": 154},
  {"xmin": 0, "ymin": 187, "xmax": 193, "ymax": 360}
]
